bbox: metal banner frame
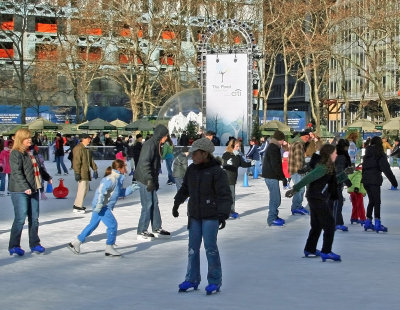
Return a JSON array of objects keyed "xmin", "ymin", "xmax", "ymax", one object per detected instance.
[{"xmin": 197, "ymin": 19, "xmax": 261, "ymax": 143}]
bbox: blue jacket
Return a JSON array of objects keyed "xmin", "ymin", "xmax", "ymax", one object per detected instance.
[{"xmin": 91, "ymin": 170, "xmax": 139, "ymax": 212}]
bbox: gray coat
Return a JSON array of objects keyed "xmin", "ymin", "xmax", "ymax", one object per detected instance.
[
  {"xmin": 172, "ymin": 152, "xmax": 188, "ymax": 178},
  {"xmin": 9, "ymin": 150, "xmax": 50, "ymax": 192}
]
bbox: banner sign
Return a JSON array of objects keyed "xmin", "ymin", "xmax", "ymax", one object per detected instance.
[
  {"xmin": 206, "ymin": 54, "xmax": 249, "ymax": 145},
  {"xmin": 259, "ymin": 110, "xmax": 306, "ymax": 131}
]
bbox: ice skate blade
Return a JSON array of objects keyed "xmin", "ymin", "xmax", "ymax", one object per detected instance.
[
  {"xmin": 67, "ymin": 243, "xmax": 79, "ymax": 254},
  {"xmin": 137, "ymin": 235, "xmax": 155, "ymax": 241},
  {"xmin": 73, "ymin": 209, "xmax": 86, "ymax": 214},
  {"xmin": 105, "ymin": 253, "xmax": 121, "ymax": 257},
  {"xmin": 152, "ymin": 233, "xmax": 171, "ymax": 239},
  {"xmin": 178, "ymin": 287, "xmax": 199, "ymax": 292},
  {"xmin": 206, "ymin": 288, "xmax": 220, "ymax": 295}
]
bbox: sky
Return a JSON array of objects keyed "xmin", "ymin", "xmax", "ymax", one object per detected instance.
[{"xmin": 1, "ymin": 155, "xmax": 399, "ymax": 310}]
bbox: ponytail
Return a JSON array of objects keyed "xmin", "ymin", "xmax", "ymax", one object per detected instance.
[{"xmin": 104, "ymin": 166, "xmax": 112, "ymax": 177}]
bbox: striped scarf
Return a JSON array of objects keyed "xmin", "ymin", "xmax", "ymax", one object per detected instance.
[{"xmin": 29, "ymin": 154, "xmax": 42, "ymax": 189}]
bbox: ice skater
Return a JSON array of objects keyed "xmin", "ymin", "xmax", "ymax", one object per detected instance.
[
  {"xmin": 68, "ymin": 159, "xmax": 139, "ymax": 256},
  {"xmin": 286, "ymin": 144, "xmax": 343, "ymax": 262},
  {"xmin": 361, "ymin": 136, "xmax": 398, "ymax": 233},
  {"xmin": 173, "ymin": 138, "xmax": 232, "ymax": 295}
]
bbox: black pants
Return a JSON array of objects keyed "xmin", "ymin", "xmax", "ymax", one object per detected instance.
[
  {"xmin": 364, "ymin": 184, "xmax": 381, "ymax": 219},
  {"xmin": 332, "ymin": 184, "xmax": 344, "ymax": 226},
  {"xmin": 304, "ymin": 198, "xmax": 336, "ymax": 254}
]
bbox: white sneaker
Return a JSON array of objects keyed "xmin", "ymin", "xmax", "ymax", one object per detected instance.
[
  {"xmin": 105, "ymin": 244, "xmax": 121, "ymax": 257},
  {"xmin": 67, "ymin": 239, "xmax": 82, "ymax": 254},
  {"xmin": 137, "ymin": 231, "xmax": 155, "ymax": 241}
]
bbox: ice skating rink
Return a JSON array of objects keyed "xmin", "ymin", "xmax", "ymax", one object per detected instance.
[{"xmin": 1, "ymin": 159, "xmax": 399, "ymax": 310}]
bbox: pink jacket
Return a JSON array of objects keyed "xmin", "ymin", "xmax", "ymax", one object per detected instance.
[{"xmin": 0, "ymin": 148, "xmax": 11, "ymax": 174}]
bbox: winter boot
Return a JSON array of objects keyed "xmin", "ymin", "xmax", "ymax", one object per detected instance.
[
  {"xmin": 105, "ymin": 244, "xmax": 121, "ymax": 257},
  {"xmin": 364, "ymin": 219, "xmax": 375, "ymax": 231},
  {"xmin": 374, "ymin": 219, "xmax": 388, "ymax": 233},
  {"xmin": 205, "ymin": 284, "xmax": 221, "ymax": 295},
  {"xmin": 320, "ymin": 252, "xmax": 341, "ymax": 262},
  {"xmin": 67, "ymin": 239, "xmax": 82, "ymax": 254},
  {"xmin": 178, "ymin": 281, "xmax": 199, "ymax": 292}
]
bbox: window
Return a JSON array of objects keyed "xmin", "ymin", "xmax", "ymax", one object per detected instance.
[
  {"xmin": 0, "ymin": 42, "xmax": 14, "ymax": 58},
  {"xmin": 78, "ymin": 46, "xmax": 102, "ymax": 62},
  {"xmin": 36, "ymin": 44, "xmax": 58, "ymax": 60}
]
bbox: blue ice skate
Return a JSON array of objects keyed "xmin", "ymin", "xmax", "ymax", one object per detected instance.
[
  {"xmin": 350, "ymin": 219, "xmax": 358, "ymax": 224},
  {"xmin": 276, "ymin": 217, "xmax": 285, "ymax": 224},
  {"xmin": 335, "ymin": 225, "xmax": 348, "ymax": 232},
  {"xmin": 31, "ymin": 245, "xmax": 45, "ymax": 254},
  {"xmin": 321, "ymin": 252, "xmax": 341, "ymax": 262},
  {"xmin": 178, "ymin": 281, "xmax": 199, "ymax": 292},
  {"xmin": 374, "ymin": 219, "xmax": 388, "ymax": 233},
  {"xmin": 230, "ymin": 212, "xmax": 239, "ymax": 219},
  {"xmin": 304, "ymin": 249, "xmax": 321, "ymax": 257},
  {"xmin": 364, "ymin": 219, "xmax": 375, "ymax": 231},
  {"xmin": 9, "ymin": 247, "xmax": 25, "ymax": 256},
  {"xmin": 205, "ymin": 284, "xmax": 221, "ymax": 295},
  {"xmin": 292, "ymin": 207, "xmax": 308, "ymax": 216}
]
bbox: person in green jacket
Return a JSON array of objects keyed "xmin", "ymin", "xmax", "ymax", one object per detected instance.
[
  {"xmin": 285, "ymin": 144, "xmax": 345, "ymax": 262},
  {"xmin": 347, "ymin": 166, "xmax": 367, "ymax": 224},
  {"xmin": 162, "ymin": 135, "xmax": 175, "ymax": 185}
]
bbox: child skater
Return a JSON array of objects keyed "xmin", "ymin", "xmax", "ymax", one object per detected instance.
[
  {"xmin": 362, "ymin": 136, "xmax": 398, "ymax": 233},
  {"xmin": 172, "ymin": 138, "xmax": 232, "ymax": 295},
  {"xmin": 285, "ymin": 144, "xmax": 344, "ymax": 262},
  {"xmin": 68, "ymin": 159, "xmax": 139, "ymax": 256},
  {"xmin": 347, "ymin": 165, "xmax": 366, "ymax": 225}
]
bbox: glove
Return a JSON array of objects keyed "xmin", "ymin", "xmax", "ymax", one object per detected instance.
[
  {"xmin": 172, "ymin": 205, "xmax": 179, "ymax": 218},
  {"xmin": 146, "ymin": 180, "xmax": 155, "ymax": 192},
  {"xmin": 75, "ymin": 173, "xmax": 81, "ymax": 182},
  {"xmin": 282, "ymin": 178, "xmax": 288, "ymax": 187},
  {"xmin": 94, "ymin": 205, "xmax": 103, "ymax": 213},
  {"xmin": 354, "ymin": 187, "xmax": 359, "ymax": 193},
  {"xmin": 93, "ymin": 171, "xmax": 98, "ymax": 179},
  {"xmin": 344, "ymin": 167, "xmax": 355, "ymax": 175},
  {"xmin": 251, "ymin": 160, "xmax": 256, "ymax": 166},
  {"xmin": 285, "ymin": 189, "xmax": 295, "ymax": 198},
  {"xmin": 218, "ymin": 219, "xmax": 226, "ymax": 230},
  {"xmin": 226, "ymin": 158, "xmax": 233, "ymax": 166}
]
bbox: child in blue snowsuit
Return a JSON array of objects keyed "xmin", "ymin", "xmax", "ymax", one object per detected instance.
[{"xmin": 68, "ymin": 159, "xmax": 139, "ymax": 256}]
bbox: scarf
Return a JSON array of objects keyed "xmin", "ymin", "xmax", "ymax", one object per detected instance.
[{"xmin": 30, "ymin": 154, "xmax": 42, "ymax": 189}]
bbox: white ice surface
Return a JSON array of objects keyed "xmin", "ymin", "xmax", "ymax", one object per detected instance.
[{"xmin": 1, "ymin": 158, "xmax": 400, "ymax": 310}]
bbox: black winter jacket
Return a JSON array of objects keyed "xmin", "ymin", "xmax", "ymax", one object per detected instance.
[
  {"xmin": 174, "ymin": 158, "xmax": 232, "ymax": 220},
  {"xmin": 132, "ymin": 141, "xmax": 142, "ymax": 165},
  {"xmin": 261, "ymin": 139, "xmax": 286, "ymax": 181},
  {"xmin": 134, "ymin": 125, "xmax": 168, "ymax": 189},
  {"xmin": 222, "ymin": 151, "xmax": 251, "ymax": 185},
  {"xmin": 9, "ymin": 150, "xmax": 51, "ymax": 192},
  {"xmin": 362, "ymin": 145, "xmax": 398, "ymax": 187}
]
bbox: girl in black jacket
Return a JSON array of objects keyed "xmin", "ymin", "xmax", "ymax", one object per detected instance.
[
  {"xmin": 362, "ymin": 136, "xmax": 398, "ymax": 232},
  {"xmin": 286, "ymin": 144, "xmax": 341, "ymax": 262},
  {"xmin": 173, "ymin": 138, "xmax": 232, "ymax": 295},
  {"xmin": 222, "ymin": 139, "xmax": 252, "ymax": 218},
  {"xmin": 333, "ymin": 139, "xmax": 352, "ymax": 231}
]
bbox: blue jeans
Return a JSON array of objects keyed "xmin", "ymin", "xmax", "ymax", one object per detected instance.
[
  {"xmin": 78, "ymin": 207, "xmax": 118, "ymax": 245},
  {"xmin": 137, "ymin": 181, "xmax": 162, "ymax": 234},
  {"xmin": 265, "ymin": 178, "xmax": 281, "ymax": 225},
  {"xmin": 9, "ymin": 191, "xmax": 40, "ymax": 249},
  {"xmin": 185, "ymin": 218, "xmax": 222, "ymax": 285},
  {"xmin": 165, "ymin": 157, "xmax": 175, "ymax": 183},
  {"xmin": 0, "ymin": 173, "xmax": 5, "ymax": 191},
  {"xmin": 55, "ymin": 155, "xmax": 68, "ymax": 174},
  {"xmin": 291, "ymin": 173, "xmax": 305, "ymax": 211}
]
